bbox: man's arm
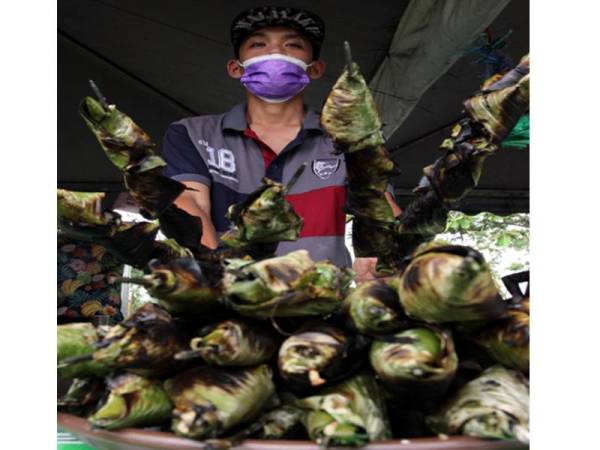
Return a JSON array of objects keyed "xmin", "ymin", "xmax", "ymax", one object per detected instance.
[
  {"xmin": 161, "ymin": 123, "xmax": 218, "ymax": 249},
  {"xmin": 174, "ymin": 181, "xmax": 219, "ymax": 249}
]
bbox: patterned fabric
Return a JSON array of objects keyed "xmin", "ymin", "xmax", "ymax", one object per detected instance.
[{"xmin": 57, "ymin": 237, "xmax": 124, "ymax": 322}]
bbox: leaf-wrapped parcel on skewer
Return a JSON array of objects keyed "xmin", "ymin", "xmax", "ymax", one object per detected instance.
[
  {"xmin": 164, "ymin": 364, "xmax": 276, "ymax": 439},
  {"xmin": 57, "ymin": 190, "xmax": 118, "ymax": 227},
  {"xmin": 176, "ymin": 318, "xmax": 277, "ymax": 366},
  {"xmin": 79, "ymin": 94, "xmax": 184, "ymax": 218},
  {"xmin": 58, "ymin": 323, "xmax": 111, "ymax": 379},
  {"xmin": 295, "ymin": 373, "xmax": 391, "ymax": 446},
  {"xmin": 346, "ymin": 186, "xmax": 395, "ymax": 224},
  {"xmin": 342, "ymin": 280, "xmax": 407, "ymax": 335},
  {"xmin": 398, "ymin": 242, "xmax": 507, "ymax": 323},
  {"xmin": 369, "ymin": 326, "xmax": 458, "ymax": 406},
  {"xmin": 427, "ymin": 365, "xmax": 529, "ymax": 443},
  {"xmin": 89, "ymin": 373, "xmax": 172, "ymax": 430},
  {"xmin": 220, "ymin": 173, "xmax": 304, "ymax": 250},
  {"xmin": 474, "ymin": 300, "xmax": 529, "ymax": 373},
  {"xmin": 121, "ymin": 258, "xmax": 224, "ymax": 316},
  {"xmin": 278, "ymin": 322, "xmax": 365, "ymax": 391},
  {"xmin": 464, "ymin": 54, "xmax": 530, "ymax": 144},
  {"xmin": 60, "ymin": 304, "xmax": 186, "ymax": 377},
  {"xmin": 321, "ymin": 62, "xmax": 385, "ymax": 153},
  {"xmin": 223, "ymin": 250, "xmax": 353, "ymax": 318},
  {"xmin": 79, "ymin": 95, "xmax": 155, "ymax": 170},
  {"xmin": 58, "ymin": 378, "xmax": 106, "ymax": 415},
  {"xmin": 123, "ymin": 155, "xmax": 185, "ymax": 219},
  {"xmin": 345, "ymin": 145, "xmax": 399, "ymax": 190}
]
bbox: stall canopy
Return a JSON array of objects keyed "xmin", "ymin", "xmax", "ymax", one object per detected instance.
[{"xmin": 58, "ymin": 0, "xmax": 529, "ymax": 213}]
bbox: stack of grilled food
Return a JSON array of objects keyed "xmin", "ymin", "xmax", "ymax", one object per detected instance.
[{"xmin": 57, "ymin": 51, "xmax": 530, "ymax": 447}]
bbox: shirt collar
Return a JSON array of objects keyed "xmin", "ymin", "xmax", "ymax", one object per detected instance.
[{"xmin": 221, "ymin": 102, "xmax": 323, "ymax": 133}]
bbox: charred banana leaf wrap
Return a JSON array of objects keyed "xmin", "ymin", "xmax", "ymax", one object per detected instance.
[
  {"xmin": 223, "ymin": 250, "xmax": 352, "ymax": 318},
  {"xmin": 474, "ymin": 297, "xmax": 530, "ymax": 373},
  {"xmin": 221, "ymin": 170, "xmax": 304, "ymax": 250},
  {"xmin": 295, "ymin": 373, "xmax": 392, "ymax": 446},
  {"xmin": 427, "ymin": 365, "xmax": 529, "ymax": 443},
  {"xmin": 79, "ymin": 95, "xmax": 184, "ymax": 218},
  {"xmin": 164, "ymin": 364, "xmax": 275, "ymax": 439},
  {"xmin": 89, "ymin": 373, "xmax": 172, "ymax": 430},
  {"xmin": 398, "ymin": 242, "xmax": 507, "ymax": 323},
  {"xmin": 123, "ymin": 258, "xmax": 224, "ymax": 316},
  {"xmin": 58, "ymin": 323, "xmax": 111, "ymax": 379},
  {"xmin": 278, "ymin": 322, "xmax": 362, "ymax": 390},
  {"xmin": 390, "ymin": 54, "xmax": 530, "ymax": 265},
  {"xmin": 87, "ymin": 303, "xmax": 187, "ymax": 376},
  {"xmin": 252, "ymin": 405, "xmax": 304, "ymax": 439},
  {"xmin": 57, "ymin": 190, "xmax": 117, "ymax": 227},
  {"xmin": 343, "ymin": 280, "xmax": 406, "ymax": 335},
  {"xmin": 58, "ymin": 378, "xmax": 106, "ymax": 415},
  {"xmin": 177, "ymin": 318, "xmax": 277, "ymax": 366},
  {"xmin": 322, "ymin": 59, "xmax": 400, "ymax": 269},
  {"xmin": 57, "ymin": 189, "xmax": 163, "ymax": 268},
  {"xmin": 369, "ymin": 326, "xmax": 458, "ymax": 402}
]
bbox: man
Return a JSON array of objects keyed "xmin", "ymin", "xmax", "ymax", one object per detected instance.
[{"xmin": 163, "ymin": 6, "xmax": 400, "ymax": 276}]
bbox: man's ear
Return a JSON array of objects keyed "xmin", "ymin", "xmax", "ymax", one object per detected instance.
[
  {"xmin": 227, "ymin": 59, "xmax": 244, "ymax": 79},
  {"xmin": 307, "ymin": 59, "xmax": 326, "ymax": 80}
]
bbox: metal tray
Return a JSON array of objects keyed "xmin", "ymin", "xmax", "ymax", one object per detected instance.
[{"xmin": 58, "ymin": 413, "xmax": 529, "ymax": 450}]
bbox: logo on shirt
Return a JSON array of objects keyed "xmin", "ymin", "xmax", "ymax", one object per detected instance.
[{"xmin": 312, "ymin": 158, "xmax": 340, "ymax": 180}]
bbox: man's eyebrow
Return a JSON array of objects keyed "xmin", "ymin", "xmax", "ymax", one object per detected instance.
[{"xmin": 247, "ymin": 31, "xmax": 267, "ymax": 39}]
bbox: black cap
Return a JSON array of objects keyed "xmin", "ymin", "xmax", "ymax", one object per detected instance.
[{"xmin": 230, "ymin": 6, "xmax": 325, "ymax": 59}]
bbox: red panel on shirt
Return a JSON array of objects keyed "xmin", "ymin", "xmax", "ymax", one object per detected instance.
[
  {"xmin": 244, "ymin": 128, "xmax": 277, "ymax": 169},
  {"xmin": 285, "ymin": 186, "xmax": 346, "ymax": 237}
]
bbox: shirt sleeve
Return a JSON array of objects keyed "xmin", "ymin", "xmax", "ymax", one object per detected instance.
[
  {"xmin": 162, "ymin": 123, "xmax": 212, "ymax": 187},
  {"xmin": 386, "ymin": 183, "xmax": 397, "ymax": 201}
]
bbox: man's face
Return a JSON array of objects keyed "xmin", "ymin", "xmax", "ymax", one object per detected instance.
[
  {"xmin": 227, "ymin": 26, "xmax": 325, "ymax": 81},
  {"xmin": 238, "ymin": 26, "xmax": 314, "ymax": 64}
]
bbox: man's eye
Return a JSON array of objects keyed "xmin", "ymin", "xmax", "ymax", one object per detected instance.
[
  {"xmin": 250, "ymin": 42, "xmax": 265, "ymax": 48},
  {"xmin": 286, "ymin": 42, "xmax": 302, "ymax": 48}
]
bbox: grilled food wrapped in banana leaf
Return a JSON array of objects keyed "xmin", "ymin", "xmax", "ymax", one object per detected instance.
[
  {"xmin": 344, "ymin": 145, "xmax": 399, "ymax": 190},
  {"xmin": 176, "ymin": 318, "xmax": 277, "ymax": 366},
  {"xmin": 321, "ymin": 60, "xmax": 385, "ymax": 153},
  {"xmin": 89, "ymin": 373, "xmax": 172, "ymax": 430},
  {"xmin": 369, "ymin": 326, "xmax": 458, "ymax": 405},
  {"xmin": 474, "ymin": 299, "xmax": 529, "ymax": 373},
  {"xmin": 79, "ymin": 87, "xmax": 184, "ymax": 218},
  {"xmin": 464, "ymin": 54, "xmax": 530, "ymax": 144},
  {"xmin": 79, "ymin": 91, "xmax": 155, "ymax": 170},
  {"xmin": 278, "ymin": 322, "xmax": 364, "ymax": 390},
  {"xmin": 123, "ymin": 155, "xmax": 185, "ymax": 219},
  {"xmin": 164, "ymin": 364, "xmax": 275, "ymax": 439},
  {"xmin": 427, "ymin": 365, "xmax": 529, "ymax": 443},
  {"xmin": 398, "ymin": 242, "xmax": 506, "ymax": 323},
  {"xmin": 253, "ymin": 405, "xmax": 304, "ymax": 439},
  {"xmin": 120, "ymin": 258, "xmax": 224, "ymax": 316},
  {"xmin": 223, "ymin": 250, "xmax": 352, "ymax": 318},
  {"xmin": 58, "ymin": 323, "xmax": 111, "ymax": 379},
  {"xmin": 60, "ymin": 304, "xmax": 186, "ymax": 376},
  {"xmin": 220, "ymin": 169, "xmax": 304, "ymax": 251},
  {"xmin": 295, "ymin": 373, "xmax": 391, "ymax": 446},
  {"xmin": 58, "ymin": 378, "xmax": 106, "ymax": 415},
  {"xmin": 342, "ymin": 280, "xmax": 406, "ymax": 335},
  {"xmin": 57, "ymin": 190, "xmax": 117, "ymax": 227}
]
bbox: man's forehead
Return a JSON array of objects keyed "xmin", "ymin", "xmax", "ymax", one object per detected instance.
[{"xmin": 246, "ymin": 26, "xmax": 306, "ymax": 40}]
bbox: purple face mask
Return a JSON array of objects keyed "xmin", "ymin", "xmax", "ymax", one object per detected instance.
[{"xmin": 239, "ymin": 54, "xmax": 312, "ymax": 103}]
